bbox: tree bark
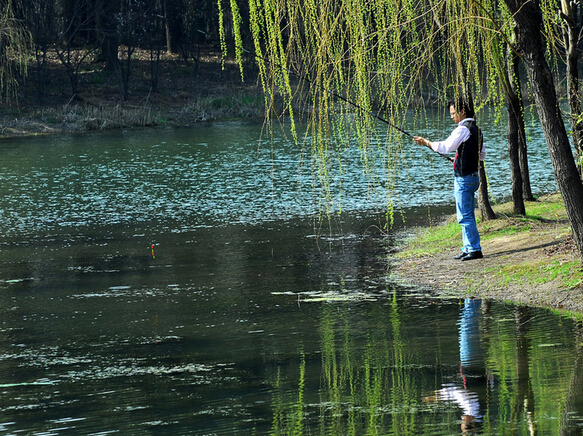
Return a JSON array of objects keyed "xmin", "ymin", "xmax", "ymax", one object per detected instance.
[
  {"xmin": 478, "ymin": 129, "xmax": 497, "ymax": 220},
  {"xmin": 163, "ymin": 0, "xmax": 183, "ymax": 54},
  {"xmin": 95, "ymin": 0, "xmax": 120, "ymax": 71},
  {"xmin": 508, "ymin": 48, "xmax": 534, "ymax": 201},
  {"xmin": 503, "ymin": 0, "xmax": 583, "ymax": 259},
  {"xmin": 562, "ymin": 4, "xmax": 583, "ymax": 178},
  {"xmin": 507, "ymin": 88, "xmax": 525, "ymax": 215}
]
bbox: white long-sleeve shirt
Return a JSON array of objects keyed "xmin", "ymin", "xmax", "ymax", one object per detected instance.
[{"xmin": 431, "ymin": 118, "xmax": 486, "ymax": 160}]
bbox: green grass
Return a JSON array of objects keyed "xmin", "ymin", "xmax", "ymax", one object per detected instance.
[
  {"xmin": 398, "ymin": 221, "xmax": 461, "ymax": 257},
  {"xmin": 497, "ymin": 262, "xmax": 552, "ymax": 285},
  {"xmin": 544, "ymin": 261, "xmax": 583, "ymax": 288},
  {"xmin": 493, "ymin": 260, "xmax": 583, "ymax": 290}
]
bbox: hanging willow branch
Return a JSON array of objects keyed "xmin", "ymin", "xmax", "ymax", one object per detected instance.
[
  {"xmin": 0, "ymin": 4, "xmax": 31, "ymax": 101},
  {"xmin": 219, "ymin": 0, "xmax": 511, "ymax": 220}
]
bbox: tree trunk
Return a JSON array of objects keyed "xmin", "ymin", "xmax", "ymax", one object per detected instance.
[
  {"xmin": 507, "ymin": 89, "xmax": 526, "ymax": 215},
  {"xmin": 500, "ymin": 40, "xmax": 526, "ymax": 213},
  {"xmin": 503, "ymin": 0, "xmax": 583, "ymax": 260},
  {"xmin": 562, "ymin": 5, "xmax": 583, "ymax": 178},
  {"xmin": 163, "ymin": 0, "xmax": 182, "ymax": 54},
  {"xmin": 508, "ymin": 47, "xmax": 534, "ymax": 201},
  {"xmin": 94, "ymin": 0, "xmax": 120, "ymax": 70},
  {"xmin": 478, "ymin": 129, "xmax": 496, "ymax": 220}
]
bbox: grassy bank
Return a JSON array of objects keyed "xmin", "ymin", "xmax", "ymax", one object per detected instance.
[
  {"xmin": 0, "ymin": 88, "xmax": 268, "ymax": 137},
  {"xmin": 393, "ymin": 193, "xmax": 583, "ymax": 313}
]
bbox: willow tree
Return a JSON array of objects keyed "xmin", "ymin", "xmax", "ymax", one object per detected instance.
[
  {"xmin": 219, "ymin": 0, "xmax": 501, "ymax": 222},
  {"xmin": 219, "ymin": 0, "xmax": 583, "ymax": 259},
  {"xmin": 551, "ymin": 0, "xmax": 583, "ymax": 175},
  {"xmin": 0, "ymin": 0, "xmax": 31, "ymax": 102}
]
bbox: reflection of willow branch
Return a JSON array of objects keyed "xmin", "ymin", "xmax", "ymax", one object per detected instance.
[
  {"xmin": 513, "ymin": 306, "xmax": 537, "ymax": 435},
  {"xmin": 559, "ymin": 320, "xmax": 583, "ymax": 436},
  {"xmin": 388, "ymin": 289, "xmax": 416, "ymax": 434},
  {"xmin": 342, "ymin": 319, "xmax": 357, "ymax": 434},
  {"xmin": 293, "ymin": 351, "xmax": 306, "ymax": 435},
  {"xmin": 270, "ymin": 350, "xmax": 306, "ymax": 436},
  {"xmin": 271, "ymin": 368, "xmax": 284, "ymax": 434},
  {"xmin": 319, "ymin": 305, "xmax": 345, "ymax": 435},
  {"xmin": 361, "ymin": 303, "xmax": 387, "ymax": 432}
]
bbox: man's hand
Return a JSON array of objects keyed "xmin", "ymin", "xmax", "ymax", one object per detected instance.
[{"xmin": 413, "ymin": 136, "xmax": 431, "ymax": 148}]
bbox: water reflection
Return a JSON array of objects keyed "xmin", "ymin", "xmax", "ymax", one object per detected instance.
[
  {"xmin": 560, "ymin": 320, "xmax": 583, "ymax": 436},
  {"xmin": 0, "ymin": 123, "xmax": 579, "ymax": 435},
  {"xmin": 515, "ymin": 306, "xmax": 537, "ymax": 436},
  {"xmin": 2, "ymin": 226, "xmax": 583, "ymax": 435},
  {"xmin": 428, "ymin": 298, "xmax": 490, "ymax": 434}
]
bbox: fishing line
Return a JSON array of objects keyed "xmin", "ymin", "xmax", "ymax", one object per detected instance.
[{"xmin": 198, "ymin": 29, "xmax": 453, "ymax": 163}]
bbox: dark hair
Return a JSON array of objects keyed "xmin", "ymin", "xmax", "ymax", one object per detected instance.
[{"xmin": 448, "ymin": 96, "xmax": 475, "ymax": 118}]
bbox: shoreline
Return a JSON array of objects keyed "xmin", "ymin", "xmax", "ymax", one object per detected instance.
[
  {"xmin": 0, "ymin": 48, "xmax": 269, "ymax": 139},
  {"xmin": 390, "ymin": 193, "xmax": 583, "ymax": 316},
  {"xmin": 0, "ymin": 94, "xmax": 268, "ymax": 139}
]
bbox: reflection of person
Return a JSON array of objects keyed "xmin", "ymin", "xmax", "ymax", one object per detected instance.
[
  {"xmin": 413, "ymin": 98, "xmax": 486, "ymax": 261},
  {"xmin": 459, "ymin": 298, "xmax": 485, "ymax": 371},
  {"xmin": 426, "ymin": 298, "xmax": 489, "ymax": 434},
  {"xmin": 435, "ymin": 383, "xmax": 482, "ymax": 432}
]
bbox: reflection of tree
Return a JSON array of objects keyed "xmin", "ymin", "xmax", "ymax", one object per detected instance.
[
  {"xmin": 387, "ymin": 290, "xmax": 416, "ymax": 435},
  {"xmin": 560, "ymin": 320, "xmax": 583, "ymax": 435},
  {"xmin": 512, "ymin": 306, "xmax": 537, "ymax": 435},
  {"xmin": 311, "ymin": 291, "xmax": 420, "ymax": 435},
  {"xmin": 268, "ymin": 294, "xmax": 583, "ymax": 435}
]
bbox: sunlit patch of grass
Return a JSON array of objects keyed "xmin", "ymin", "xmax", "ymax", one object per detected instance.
[
  {"xmin": 480, "ymin": 224, "xmax": 522, "ymax": 241},
  {"xmin": 524, "ymin": 195, "xmax": 567, "ymax": 220},
  {"xmin": 544, "ymin": 261, "xmax": 583, "ymax": 289},
  {"xmin": 397, "ymin": 221, "xmax": 461, "ymax": 257},
  {"xmin": 495, "ymin": 260, "xmax": 583, "ymax": 289},
  {"xmin": 497, "ymin": 263, "xmax": 549, "ymax": 285}
]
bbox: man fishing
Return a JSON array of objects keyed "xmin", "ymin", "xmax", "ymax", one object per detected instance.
[{"xmin": 413, "ymin": 98, "xmax": 486, "ymax": 261}]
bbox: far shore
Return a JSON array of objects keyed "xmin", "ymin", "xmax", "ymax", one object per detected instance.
[{"xmin": 1, "ymin": 48, "xmax": 268, "ymax": 139}]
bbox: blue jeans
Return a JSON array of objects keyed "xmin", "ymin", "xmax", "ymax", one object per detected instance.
[{"xmin": 454, "ymin": 172, "xmax": 481, "ymax": 253}]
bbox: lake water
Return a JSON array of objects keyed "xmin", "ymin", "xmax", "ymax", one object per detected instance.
[{"xmin": 0, "ymin": 118, "xmax": 580, "ymax": 435}]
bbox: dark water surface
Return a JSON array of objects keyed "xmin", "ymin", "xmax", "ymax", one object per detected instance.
[{"xmin": 0, "ymin": 121, "xmax": 580, "ymax": 435}]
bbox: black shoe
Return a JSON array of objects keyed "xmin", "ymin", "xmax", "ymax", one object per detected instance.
[
  {"xmin": 453, "ymin": 251, "xmax": 468, "ymax": 259},
  {"xmin": 461, "ymin": 251, "xmax": 483, "ymax": 261}
]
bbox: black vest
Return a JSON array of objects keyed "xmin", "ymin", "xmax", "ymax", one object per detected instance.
[{"xmin": 454, "ymin": 120, "xmax": 480, "ymax": 177}]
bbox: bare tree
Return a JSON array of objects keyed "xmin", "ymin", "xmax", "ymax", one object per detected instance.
[
  {"xmin": 25, "ymin": 0, "xmax": 56, "ymax": 104},
  {"xmin": 53, "ymin": 0, "xmax": 97, "ymax": 99},
  {"xmin": 117, "ymin": 0, "xmax": 162, "ymax": 100}
]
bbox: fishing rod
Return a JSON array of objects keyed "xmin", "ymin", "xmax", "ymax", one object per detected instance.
[{"xmin": 202, "ymin": 30, "xmax": 453, "ymax": 163}]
